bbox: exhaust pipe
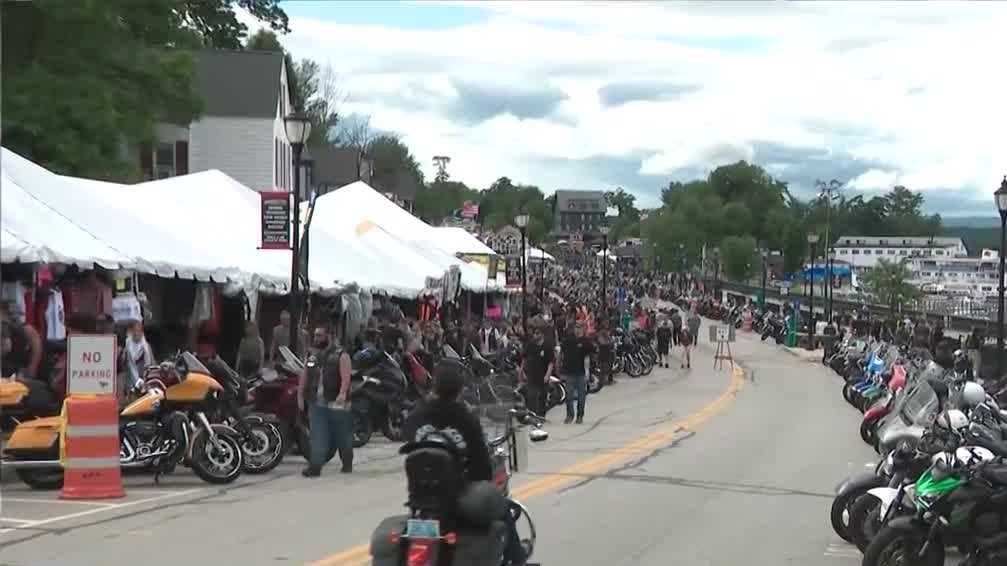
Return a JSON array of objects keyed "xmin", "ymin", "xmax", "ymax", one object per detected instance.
[{"xmin": 1, "ymin": 459, "xmax": 62, "ymax": 470}]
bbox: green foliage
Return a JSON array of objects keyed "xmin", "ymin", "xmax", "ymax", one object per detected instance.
[
  {"xmin": 370, "ymin": 134, "xmax": 424, "ymax": 188},
  {"xmin": 479, "ymin": 177, "xmax": 553, "ymax": 242},
  {"xmin": 1, "ymin": 0, "xmax": 288, "ymax": 181},
  {"xmin": 182, "ymin": 0, "xmax": 289, "ymax": 50},
  {"xmin": 606, "ymin": 187, "xmax": 641, "ymax": 242},
  {"xmin": 720, "ymin": 236, "xmax": 760, "ymax": 282},
  {"xmin": 245, "ymin": 28, "xmax": 283, "ymax": 51},
  {"xmin": 415, "ymin": 181, "xmax": 479, "ymax": 223},
  {"xmin": 862, "ymin": 259, "xmax": 921, "ymax": 311}
]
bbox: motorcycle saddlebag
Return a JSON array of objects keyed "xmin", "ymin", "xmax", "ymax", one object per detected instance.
[{"xmin": 370, "ymin": 515, "xmax": 507, "ymax": 566}]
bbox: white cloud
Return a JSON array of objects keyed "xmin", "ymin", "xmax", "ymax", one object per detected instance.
[{"xmin": 251, "ymin": 1, "xmax": 1007, "ymax": 210}]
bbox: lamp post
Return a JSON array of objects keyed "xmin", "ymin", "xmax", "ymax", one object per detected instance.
[
  {"xmin": 807, "ymin": 233, "xmax": 820, "ymax": 333},
  {"xmin": 515, "ymin": 213, "xmax": 530, "ymax": 335},
  {"xmin": 995, "ymin": 176, "xmax": 1007, "ymax": 379},
  {"xmin": 601, "ymin": 226, "xmax": 610, "ymax": 320},
  {"xmin": 827, "ymin": 247, "xmax": 836, "ymax": 324},
  {"xmin": 538, "ymin": 248, "xmax": 545, "ymax": 302},
  {"xmin": 760, "ymin": 242, "xmax": 768, "ymax": 311},
  {"xmin": 283, "ymin": 112, "xmax": 312, "ymax": 355}
]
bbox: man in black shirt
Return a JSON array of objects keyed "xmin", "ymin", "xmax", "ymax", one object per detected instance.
[
  {"xmin": 520, "ymin": 323, "xmax": 554, "ymax": 418},
  {"xmin": 299, "ymin": 325, "xmax": 353, "ymax": 477},
  {"xmin": 560, "ymin": 323, "xmax": 596, "ymax": 424}
]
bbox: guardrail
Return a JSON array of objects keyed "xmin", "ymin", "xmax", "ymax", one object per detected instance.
[{"xmin": 711, "ymin": 279, "xmax": 1003, "ymax": 333}]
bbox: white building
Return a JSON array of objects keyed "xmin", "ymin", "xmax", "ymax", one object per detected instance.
[
  {"xmin": 832, "ymin": 236, "xmax": 968, "ymax": 270},
  {"xmin": 908, "ymin": 249, "xmax": 1003, "ymax": 297},
  {"xmin": 140, "ymin": 50, "xmax": 299, "ymax": 195}
]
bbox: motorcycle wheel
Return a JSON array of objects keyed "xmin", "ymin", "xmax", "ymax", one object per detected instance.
[
  {"xmin": 15, "ymin": 468, "xmax": 65, "ymax": 490},
  {"xmin": 861, "ymin": 524, "xmax": 944, "ymax": 566},
  {"xmin": 627, "ymin": 358, "xmax": 643, "ymax": 378},
  {"xmin": 382, "ymin": 407, "xmax": 409, "ymax": 442},
  {"xmin": 830, "ymin": 491, "xmax": 858, "ymax": 543},
  {"xmin": 239, "ymin": 420, "xmax": 285, "ymax": 474},
  {"xmin": 848, "ymin": 493, "xmax": 883, "ymax": 552},
  {"xmin": 587, "ymin": 373, "xmax": 604, "ymax": 394},
  {"xmin": 860, "ymin": 420, "xmax": 877, "ymax": 446},
  {"xmin": 190, "ymin": 431, "xmax": 243, "ymax": 484}
]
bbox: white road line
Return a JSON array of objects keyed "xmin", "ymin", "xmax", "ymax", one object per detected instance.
[
  {"xmin": 0, "ymin": 488, "xmax": 205, "ymax": 536},
  {"xmin": 0, "ymin": 518, "xmax": 36, "ymax": 524},
  {"xmin": 0, "ymin": 497, "xmax": 117, "ymax": 507},
  {"xmin": 823, "ymin": 542, "xmax": 861, "ymax": 558}
]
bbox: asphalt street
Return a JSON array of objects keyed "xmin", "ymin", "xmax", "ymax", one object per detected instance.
[{"xmin": 0, "ymin": 329, "xmax": 880, "ymax": 566}]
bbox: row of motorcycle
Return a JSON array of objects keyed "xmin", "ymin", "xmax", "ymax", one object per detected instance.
[
  {"xmin": 687, "ymin": 297, "xmax": 791, "ymax": 343},
  {"xmin": 826, "ymin": 333, "xmax": 1007, "ymax": 565}
]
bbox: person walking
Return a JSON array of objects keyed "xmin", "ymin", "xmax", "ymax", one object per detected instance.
[
  {"xmin": 687, "ymin": 309, "xmax": 702, "ymax": 348},
  {"xmin": 680, "ymin": 318, "xmax": 693, "ymax": 369},
  {"xmin": 300, "ymin": 325, "xmax": 354, "ymax": 477},
  {"xmin": 656, "ymin": 320, "xmax": 672, "ymax": 368},
  {"xmin": 519, "ymin": 322, "xmax": 554, "ymax": 418},
  {"xmin": 670, "ymin": 308, "xmax": 682, "ymax": 347},
  {"xmin": 596, "ymin": 324, "xmax": 615, "ymax": 385},
  {"xmin": 560, "ymin": 323, "xmax": 596, "ymax": 424}
]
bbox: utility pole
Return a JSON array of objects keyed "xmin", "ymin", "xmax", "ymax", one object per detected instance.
[
  {"xmin": 816, "ymin": 179, "xmax": 843, "ymax": 323},
  {"xmin": 433, "ymin": 155, "xmax": 451, "ymax": 184}
]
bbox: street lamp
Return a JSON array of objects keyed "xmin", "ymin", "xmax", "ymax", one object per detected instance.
[
  {"xmin": 283, "ymin": 111, "xmax": 311, "ymax": 355},
  {"xmin": 995, "ymin": 176, "xmax": 1007, "ymax": 379},
  {"xmin": 515, "ymin": 213, "xmax": 530, "ymax": 334},
  {"xmin": 601, "ymin": 226, "xmax": 610, "ymax": 320},
  {"xmin": 760, "ymin": 241, "xmax": 768, "ymax": 311},
  {"xmin": 807, "ymin": 233, "xmax": 820, "ymax": 334},
  {"xmin": 827, "ymin": 247, "xmax": 836, "ymax": 324}
]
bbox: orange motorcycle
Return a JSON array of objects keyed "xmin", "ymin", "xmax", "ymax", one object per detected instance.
[{"xmin": 1, "ymin": 352, "xmax": 244, "ymax": 489}]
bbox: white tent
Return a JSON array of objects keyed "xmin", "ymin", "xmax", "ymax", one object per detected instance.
[
  {"xmin": 310, "ymin": 182, "xmax": 500, "ymax": 293},
  {"xmin": 1, "ymin": 169, "xmax": 134, "ymax": 268},
  {"xmin": 426, "ymin": 227, "xmax": 496, "ymax": 256},
  {"xmin": 527, "ymin": 247, "xmax": 556, "ymax": 262}
]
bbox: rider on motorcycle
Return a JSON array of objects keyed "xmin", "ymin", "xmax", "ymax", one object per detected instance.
[{"xmin": 402, "ymin": 358, "xmax": 528, "ymax": 565}]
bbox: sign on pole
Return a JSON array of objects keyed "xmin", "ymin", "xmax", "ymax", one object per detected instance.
[
  {"xmin": 260, "ymin": 191, "xmax": 291, "ymax": 250},
  {"xmin": 67, "ymin": 334, "xmax": 117, "ymax": 395},
  {"xmin": 505, "ymin": 255, "xmax": 522, "ymax": 287}
]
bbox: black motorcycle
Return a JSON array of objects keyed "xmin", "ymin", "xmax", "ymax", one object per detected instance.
[{"xmin": 349, "ymin": 348, "xmax": 413, "ymax": 447}]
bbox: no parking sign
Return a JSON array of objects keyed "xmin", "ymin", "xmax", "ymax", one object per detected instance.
[{"xmin": 67, "ymin": 334, "xmax": 117, "ymax": 395}]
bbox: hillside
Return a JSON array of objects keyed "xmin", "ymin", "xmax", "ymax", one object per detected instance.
[
  {"xmin": 943, "ymin": 215, "xmax": 1000, "ymax": 228},
  {"xmin": 944, "ymin": 226, "xmax": 1002, "ymax": 253}
]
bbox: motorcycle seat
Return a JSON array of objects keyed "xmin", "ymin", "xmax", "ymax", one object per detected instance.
[{"xmin": 981, "ymin": 466, "xmax": 1007, "ymax": 487}]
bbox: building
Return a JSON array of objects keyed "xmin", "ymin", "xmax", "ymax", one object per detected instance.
[
  {"xmin": 309, "ymin": 146, "xmax": 372, "ymax": 196},
  {"xmin": 140, "ymin": 49, "xmax": 296, "ymax": 193},
  {"xmin": 552, "ymin": 190, "xmax": 607, "ymax": 237},
  {"xmin": 832, "ymin": 235, "xmax": 968, "ymax": 271},
  {"xmin": 907, "ymin": 249, "xmax": 1003, "ymax": 297}
]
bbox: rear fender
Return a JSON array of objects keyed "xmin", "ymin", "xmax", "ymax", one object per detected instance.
[{"xmin": 835, "ymin": 470, "xmax": 886, "ymax": 496}]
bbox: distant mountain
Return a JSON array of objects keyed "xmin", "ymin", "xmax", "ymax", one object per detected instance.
[
  {"xmin": 943, "ymin": 216, "xmax": 1000, "ymax": 228},
  {"xmin": 944, "ymin": 227, "xmax": 1001, "ymax": 253}
]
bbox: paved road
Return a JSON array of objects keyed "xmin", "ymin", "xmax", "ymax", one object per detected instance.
[{"xmin": 0, "ymin": 330, "xmax": 876, "ymax": 566}]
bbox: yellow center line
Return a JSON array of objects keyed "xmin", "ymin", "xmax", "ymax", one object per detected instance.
[{"xmin": 307, "ymin": 366, "xmax": 745, "ymax": 566}]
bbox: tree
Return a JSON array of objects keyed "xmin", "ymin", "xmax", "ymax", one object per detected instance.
[
  {"xmin": 862, "ymin": 259, "xmax": 920, "ymax": 312},
  {"xmin": 2, "ymin": 0, "xmax": 203, "ymax": 180},
  {"xmin": 720, "ymin": 236, "xmax": 760, "ymax": 282},
  {"xmin": 245, "ymin": 28, "xmax": 283, "ymax": 51},
  {"xmin": 479, "ymin": 177, "xmax": 553, "ymax": 242},
  {"xmin": 335, "ymin": 114, "xmax": 376, "ymax": 152},
  {"xmin": 415, "ymin": 181, "xmax": 478, "ymax": 224},
  {"xmin": 1, "ymin": 0, "xmax": 288, "ymax": 181},
  {"xmin": 182, "ymin": 0, "xmax": 289, "ymax": 50},
  {"xmin": 369, "ymin": 135, "xmax": 424, "ymax": 189},
  {"xmin": 291, "ymin": 60, "xmax": 343, "ymax": 147}
]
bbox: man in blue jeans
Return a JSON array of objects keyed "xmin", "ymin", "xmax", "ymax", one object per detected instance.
[
  {"xmin": 560, "ymin": 322, "xmax": 596, "ymax": 424},
  {"xmin": 299, "ymin": 325, "xmax": 354, "ymax": 477}
]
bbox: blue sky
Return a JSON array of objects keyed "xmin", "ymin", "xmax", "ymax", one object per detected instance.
[{"xmin": 260, "ymin": 1, "xmax": 1007, "ymax": 216}]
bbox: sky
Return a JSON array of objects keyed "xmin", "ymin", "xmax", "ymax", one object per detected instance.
[{"xmin": 241, "ymin": 1, "xmax": 1006, "ymax": 216}]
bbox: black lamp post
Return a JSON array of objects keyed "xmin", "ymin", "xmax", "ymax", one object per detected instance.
[
  {"xmin": 807, "ymin": 233, "xmax": 820, "ymax": 333},
  {"xmin": 515, "ymin": 213, "xmax": 530, "ymax": 334},
  {"xmin": 538, "ymin": 249, "xmax": 545, "ymax": 302},
  {"xmin": 283, "ymin": 112, "xmax": 311, "ymax": 355},
  {"xmin": 760, "ymin": 242, "xmax": 768, "ymax": 311},
  {"xmin": 827, "ymin": 247, "xmax": 836, "ymax": 324},
  {"xmin": 995, "ymin": 176, "xmax": 1007, "ymax": 379},
  {"xmin": 601, "ymin": 226, "xmax": 610, "ymax": 319}
]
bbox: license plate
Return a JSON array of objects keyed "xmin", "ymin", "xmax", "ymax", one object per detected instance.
[{"xmin": 406, "ymin": 519, "xmax": 440, "ymax": 538}]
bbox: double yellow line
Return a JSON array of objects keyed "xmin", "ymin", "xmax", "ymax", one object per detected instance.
[{"xmin": 308, "ymin": 366, "xmax": 746, "ymax": 566}]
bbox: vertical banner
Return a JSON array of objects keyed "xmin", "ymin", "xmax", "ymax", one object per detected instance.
[
  {"xmin": 505, "ymin": 255, "xmax": 522, "ymax": 287},
  {"xmin": 488, "ymin": 256, "xmax": 499, "ymax": 280},
  {"xmin": 260, "ymin": 191, "xmax": 291, "ymax": 250}
]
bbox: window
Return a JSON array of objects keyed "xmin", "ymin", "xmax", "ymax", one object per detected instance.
[
  {"xmin": 154, "ymin": 143, "xmax": 175, "ymax": 179},
  {"xmin": 887, "ymin": 249, "xmax": 896, "ymax": 255},
  {"xmin": 851, "ymin": 249, "xmax": 860, "ymax": 255},
  {"xmin": 274, "ymin": 139, "xmax": 280, "ymax": 186},
  {"xmin": 839, "ymin": 249, "xmax": 848, "ymax": 255},
  {"xmin": 935, "ymin": 250, "xmax": 944, "ymax": 256},
  {"xmin": 863, "ymin": 250, "xmax": 872, "ymax": 255},
  {"xmin": 900, "ymin": 250, "xmax": 908, "ymax": 255},
  {"xmin": 875, "ymin": 250, "xmax": 883, "ymax": 255}
]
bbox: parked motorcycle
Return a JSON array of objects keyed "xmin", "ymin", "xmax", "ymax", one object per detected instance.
[
  {"xmin": 349, "ymin": 347, "xmax": 412, "ymax": 447},
  {"xmin": 1, "ymin": 352, "xmax": 244, "ymax": 488},
  {"xmin": 246, "ymin": 346, "xmax": 309, "ymax": 458}
]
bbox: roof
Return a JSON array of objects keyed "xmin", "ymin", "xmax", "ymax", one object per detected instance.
[
  {"xmin": 311, "ymin": 146, "xmax": 362, "ymax": 188},
  {"xmin": 834, "ymin": 235, "xmax": 966, "ymax": 249},
  {"xmin": 195, "ymin": 50, "xmax": 284, "ymax": 119},
  {"xmin": 554, "ymin": 190, "xmax": 606, "ymax": 212}
]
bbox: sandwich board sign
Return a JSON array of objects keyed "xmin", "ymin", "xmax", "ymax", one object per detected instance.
[{"xmin": 67, "ymin": 334, "xmax": 117, "ymax": 395}]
